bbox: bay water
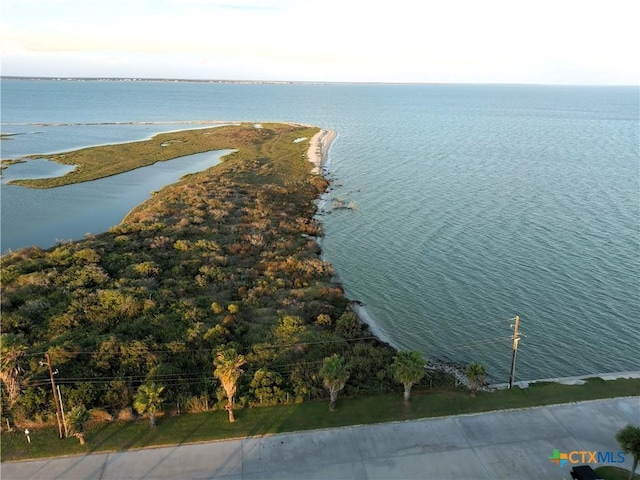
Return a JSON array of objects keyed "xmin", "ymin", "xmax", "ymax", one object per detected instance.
[{"xmin": 1, "ymin": 79, "xmax": 638, "ymax": 382}]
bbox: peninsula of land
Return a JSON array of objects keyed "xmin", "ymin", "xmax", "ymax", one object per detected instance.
[
  {"xmin": 2, "ymin": 123, "xmax": 639, "ymax": 465},
  {"xmin": 1, "ymin": 122, "xmax": 400, "ymax": 446},
  {"xmin": 5, "ymin": 122, "xmax": 337, "ymax": 189}
]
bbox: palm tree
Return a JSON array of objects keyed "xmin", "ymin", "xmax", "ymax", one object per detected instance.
[
  {"xmin": 319, "ymin": 354, "xmax": 350, "ymax": 411},
  {"xmin": 213, "ymin": 347, "xmax": 246, "ymax": 422},
  {"xmin": 616, "ymin": 424, "xmax": 640, "ymax": 480},
  {"xmin": 0, "ymin": 334, "xmax": 26, "ymax": 406},
  {"xmin": 391, "ymin": 350, "xmax": 425, "ymax": 402},
  {"xmin": 133, "ymin": 382, "xmax": 165, "ymax": 427},
  {"xmin": 67, "ymin": 405, "xmax": 90, "ymax": 445},
  {"xmin": 465, "ymin": 363, "xmax": 487, "ymax": 398}
]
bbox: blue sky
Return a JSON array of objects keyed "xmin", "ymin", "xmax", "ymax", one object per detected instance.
[{"xmin": 1, "ymin": 0, "xmax": 638, "ymax": 84}]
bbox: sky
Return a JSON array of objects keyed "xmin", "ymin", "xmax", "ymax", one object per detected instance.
[{"xmin": 1, "ymin": 0, "xmax": 639, "ymax": 85}]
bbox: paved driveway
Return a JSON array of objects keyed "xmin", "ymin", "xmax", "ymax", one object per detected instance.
[{"xmin": 2, "ymin": 397, "xmax": 639, "ymax": 479}]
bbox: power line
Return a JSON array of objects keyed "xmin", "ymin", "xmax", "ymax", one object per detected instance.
[
  {"xmin": 20, "ymin": 335, "xmax": 382, "ymax": 359},
  {"xmin": 18, "ymin": 320, "xmax": 522, "ymax": 391},
  {"xmin": 27, "ymin": 358, "xmax": 333, "ymax": 388}
]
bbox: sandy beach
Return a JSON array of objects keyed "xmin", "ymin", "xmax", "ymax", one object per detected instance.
[{"xmin": 307, "ymin": 128, "xmax": 337, "ymax": 173}]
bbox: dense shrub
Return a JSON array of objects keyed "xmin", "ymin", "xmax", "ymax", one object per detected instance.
[{"xmin": 0, "ymin": 123, "xmax": 396, "ymax": 424}]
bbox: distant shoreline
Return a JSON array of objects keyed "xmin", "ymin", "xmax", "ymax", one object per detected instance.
[
  {"xmin": 3, "ymin": 76, "xmax": 636, "ymax": 87},
  {"xmin": 0, "ymin": 75, "xmax": 296, "ymax": 85}
]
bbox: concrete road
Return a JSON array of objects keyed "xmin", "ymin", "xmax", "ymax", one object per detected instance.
[{"xmin": 2, "ymin": 397, "xmax": 639, "ymax": 480}]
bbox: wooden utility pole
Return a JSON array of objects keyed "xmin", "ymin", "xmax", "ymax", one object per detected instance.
[
  {"xmin": 44, "ymin": 353, "xmax": 65, "ymax": 439},
  {"xmin": 509, "ymin": 315, "xmax": 521, "ymax": 389}
]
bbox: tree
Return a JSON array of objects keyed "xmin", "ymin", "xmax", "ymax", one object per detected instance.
[
  {"xmin": 213, "ymin": 347, "xmax": 245, "ymax": 422},
  {"xmin": 250, "ymin": 368, "xmax": 285, "ymax": 406},
  {"xmin": 465, "ymin": 363, "xmax": 487, "ymax": 398},
  {"xmin": 391, "ymin": 350, "xmax": 425, "ymax": 402},
  {"xmin": 616, "ymin": 424, "xmax": 640, "ymax": 480},
  {"xmin": 335, "ymin": 311, "xmax": 362, "ymax": 340},
  {"xmin": 0, "ymin": 334, "xmax": 26, "ymax": 406},
  {"xmin": 133, "ymin": 383, "xmax": 165, "ymax": 427},
  {"xmin": 319, "ymin": 354, "xmax": 350, "ymax": 411},
  {"xmin": 67, "ymin": 405, "xmax": 90, "ymax": 445}
]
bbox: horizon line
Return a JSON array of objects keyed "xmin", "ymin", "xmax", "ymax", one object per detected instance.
[{"xmin": 1, "ymin": 75, "xmax": 637, "ymax": 88}]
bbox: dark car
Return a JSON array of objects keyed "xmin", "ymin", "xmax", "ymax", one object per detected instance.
[{"xmin": 570, "ymin": 465, "xmax": 604, "ymax": 480}]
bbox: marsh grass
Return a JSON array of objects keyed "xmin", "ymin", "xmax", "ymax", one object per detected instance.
[{"xmin": 8, "ymin": 123, "xmax": 318, "ymax": 188}]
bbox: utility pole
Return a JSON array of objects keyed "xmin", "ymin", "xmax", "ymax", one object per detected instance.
[
  {"xmin": 509, "ymin": 315, "xmax": 521, "ymax": 389},
  {"xmin": 57, "ymin": 385, "xmax": 69, "ymax": 438},
  {"xmin": 43, "ymin": 353, "xmax": 64, "ymax": 439}
]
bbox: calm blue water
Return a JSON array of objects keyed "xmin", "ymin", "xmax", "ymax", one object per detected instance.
[
  {"xmin": 1, "ymin": 150, "xmax": 230, "ymax": 249},
  {"xmin": 1, "ymin": 79, "xmax": 638, "ymax": 381}
]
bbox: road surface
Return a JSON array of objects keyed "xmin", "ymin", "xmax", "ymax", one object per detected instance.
[{"xmin": 2, "ymin": 397, "xmax": 639, "ymax": 479}]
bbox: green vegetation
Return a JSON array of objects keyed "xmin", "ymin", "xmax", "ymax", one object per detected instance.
[
  {"xmin": 1, "ymin": 377, "xmax": 638, "ymax": 462},
  {"xmin": 616, "ymin": 424, "xmax": 640, "ymax": 480},
  {"xmin": 66, "ymin": 405, "xmax": 90, "ymax": 445},
  {"xmin": 213, "ymin": 347, "xmax": 246, "ymax": 422},
  {"xmin": 5, "ymin": 123, "xmax": 312, "ymax": 188},
  {"xmin": 133, "ymin": 383, "xmax": 165, "ymax": 428},
  {"xmin": 391, "ymin": 350, "xmax": 425, "ymax": 401},
  {"xmin": 0, "ymin": 334, "xmax": 26, "ymax": 406},
  {"xmin": 596, "ymin": 466, "xmax": 635, "ymax": 480},
  {"xmin": 465, "ymin": 362, "xmax": 487, "ymax": 397},
  {"xmin": 319, "ymin": 354, "xmax": 350, "ymax": 411},
  {"xmin": 0, "ymin": 122, "xmax": 397, "ymax": 438},
  {"xmin": 2, "ymin": 122, "xmax": 637, "ymax": 465}
]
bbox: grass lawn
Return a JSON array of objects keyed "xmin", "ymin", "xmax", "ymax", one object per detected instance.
[
  {"xmin": 2, "ymin": 377, "xmax": 638, "ymax": 462},
  {"xmin": 595, "ymin": 466, "xmax": 635, "ymax": 480}
]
